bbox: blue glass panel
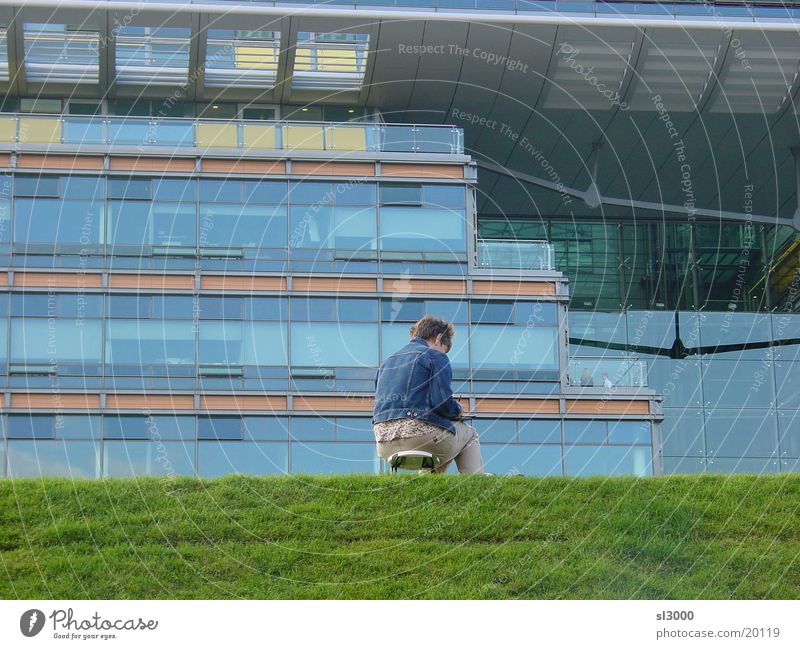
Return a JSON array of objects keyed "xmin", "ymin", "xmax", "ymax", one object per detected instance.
[
  {"xmin": 292, "ymin": 322, "xmax": 378, "ymax": 367},
  {"xmin": 198, "ymin": 441, "xmax": 288, "ymax": 476},
  {"xmin": 701, "ymin": 360, "xmax": 775, "ymax": 409},
  {"xmin": 380, "ymin": 184, "xmax": 421, "ymax": 206},
  {"xmin": 706, "ymin": 457, "xmax": 779, "ymax": 475},
  {"xmin": 470, "ymin": 325, "xmax": 557, "ymax": 370},
  {"xmin": 515, "ymin": 302, "xmax": 557, "ymax": 326},
  {"xmin": 8, "ymin": 415, "xmax": 57, "ymax": 438},
  {"xmin": 291, "ymin": 417, "xmax": 336, "ymax": 441},
  {"xmin": 104, "ymin": 416, "xmax": 150, "ymax": 439},
  {"xmin": 661, "ymin": 456, "xmax": 706, "ymax": 475},
  {"xmin": 380, "ymin": 126, "xmax": 415, "ymax": 153},
  {"xmin": 569, "ymin": 311, "xmax": 627, "ymax": 352},
  {"xmin": 773, "ymin": 314, "xmax": 800, "ymax": 362},
  {"xmin": 200, "ymin": 204, "xmax": 286, "ymax": 248},
  {"xmin": 200, "ymin": 180, "xmax": 241, "ymax": 202},
  {"xmin": 108, "ymin": 201, "xmax": 196, "ymax": 247},
  {"xmin": 199, "ymin": 296, "xmax": 243, "ymax": 319},
  {"xmin": 289, "ymin": 206, "xmax": 376, "ymax": 250},
  {"xmin": 11, "ymin": 318, "xmax": 103, "ymax": 363},
  {"xmin": 427, "ymin": 300, "xmax": 468, "ymax": 323},
  {"xmin": 10, "ymin": 292, "xmax": 47, "ymax": 315},
  {"xmin": 471, "ymin": 300, "xmax": 513, "ymax": 324},
  {"xmin": 245, "ymin": 297, "xmax": 287, "ymax": 320},
  {"xmin": 563, "ymin": 420, "xmax": 606, "ymax": 444},
  {"xmin": 380, "ymin": 207, "xmax": 466, "ymax": 253},
  {"xmin": 518, "ymin": 419, "xmax": 561, "ymax": 443},
  {"xmin": 336, "ymin": 182, "xmax": 376, "ymax": 206},
  {"xmin": 105, "ymin": 319, "xmax": 195, "ymax": 365},
  {"xmin": 7, "ymin": 440, "xmax": 100, "ymax": 478},
  {"xmin": 14, "ymin": 198, "xmax": 104, "ymax": 246},
  {"xmin": 659, "ymin": 409, "xmax": 704, "ymax": 457},
  {"xmin": 290, "ymin": 181, "xmax": 335, "ymax": 204},
  {"xmin": 607, "ymin": 421, "xmax": 651, "ymax": 445},
  {"xmin": 338, "ymin": 298, "xmax": 378, "ymax": 321},
  {"xmin": 63, "ymin": 117, "xmax": 105, "ymax": 145},
  {"xmin": 564, "ymin": 445, "xmax": 653, "ymax": 477},
  {"xmin": 291, "ymin": 297, "xmax": 334, "ymax": 321},
  {"xmin": 481, "ymin": 444, "xmax": 562, "ymax": 477},
  {"xmin": 146, "ymin": 415, "xmax": 195, "ymax": 440},
  {"xmin": 61, "ymin": 175, "xmax": 105, "ymax": 200},
  {"xmin": 199, "ymin": 321, "xmax": 287, "ymax": 366},
  {"xmin": 243, "ymin": 416, "xmax": 289, "ymax": 441},
  {"xmin": 244, "ymin": 180, "xmax": 288, "ymax": 204},
  {"xmin": 699, "ymin": 312, "xmax": 773, "ymax": 360},
  {"xmin": 152, "ymin": 178, "xmax": 196, "ymax": 202},
  {"xmin": 705, "ymin": 410, "xmax": 778, "ymax": 458},
  {"xmin": 776, "ymin": 362, "xmax": 800, "ymax": 409},
  {"xmin": 108, "ymin": 295, "xmax": 150, "ymax": 318},
  {"xmin": 779, "ymin": 411, "xmax": 800, "ymax": 457},
  {"xmin": 782, "ymin": 457, "xmax": 800, "ymax": 473},
  {"xmin": 474, "ymin": 418, "xmax": 516, "ymax": 442},
  {"xmin": 107, "ymin": 119, "xmax": 153, "ymax": 146},
  {"xmin": 15, "ymin": 175, "xmax": 59, "ymax": 197},
  {"xmin": 647, "ymin": 359, "xmax": 703, "ymax": 407},
  {"xmin": 198, "ymin": 416, "xmax": 243, "ymax": 440},
  {"xmin": 108, "ymin": 178, "xmax": 151, "ymax": 200},
  {"xmin": 336, "ymin": 417, "xmax": 374, "ymax": 441},
  {"xmin": 290, "ymin": 442, "xmax": 379, "ymax": 474},
  {"xmin": 59, "ymin": 294, "xmax": 103, "ymax": 318},
  {"xmin": 57, "ymin": 416, "xmax": 100, "ymax": 439},
  {"xmin": 103, "ymin": 440, "xmax": 195, "ymax": 477},
  {"xmin": 381, "ymin": 299, "xmax": 424, "ymax": 323},
  {"xmin": 423, "ymin": 184, "xmax": 465, "ymax": 208},
  {"xmin": 415, "ymin": 126, "xmax": 457, "ymax": 153},
  {"xmin": 144, "ymin": 120, "xmax": 194, "ymax": 146},
  {"xmin": 152, "ymin": 295, "xmax": 195, "ymax": 318}
]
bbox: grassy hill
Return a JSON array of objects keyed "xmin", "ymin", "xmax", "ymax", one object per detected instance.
[{"xmin": 1, "ymin": 474, "xmax": 799, "ymax": 599}]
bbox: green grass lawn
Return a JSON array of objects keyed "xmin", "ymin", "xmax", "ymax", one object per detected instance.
[{"xmin": 1, "ymin": 474, "xmax": 799, "ymax": 599}]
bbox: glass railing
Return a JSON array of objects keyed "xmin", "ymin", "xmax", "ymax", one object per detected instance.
[
  {"xmin": 128, "ymin": 0, "xmax": 800, "ymax": 20},
  {"xmin": 477, "ymin": 239, "xmax": 555, "ymax": 271},
  {"xmin": 0, "ymin": 114, "xmax": 464, "ymax": 154},
  {"xmin": 567, "ymin": 356, "xmax": 648, "ymax": 388}
]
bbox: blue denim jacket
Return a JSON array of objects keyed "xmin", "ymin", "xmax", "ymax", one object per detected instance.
[{"xmin": 372, "ymin": 336, "xmax": 463, "ymax": 433}]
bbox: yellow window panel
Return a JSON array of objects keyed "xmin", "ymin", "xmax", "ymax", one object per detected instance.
[
  {"xmin": 242, "ymin": 124, "xmax": 277, "ymax": 150},
  {"xmin": 318, "ymin": 48, "xmax": 358, "ymax": 72},
  {"xmin": 19, "ymin": 117, "xmax": 61, "ymax": 145},
  {"xmin": 325, "ymin": 126, "xmax": 366, "ymax": 151},
  {"xmin": 0, "ymin": 116, "xmax": 16, "ymax": 142},
  {"xmin": 284, "ymin": 125, "xmax": 324, "ymax": 150},
  {"xmin": 235, "ymin": 45, "xmax": 278, "ymax": 70},
  {"xmin": 196, "ymin": 122, "xmax": 238, "ymax": 148},
  {"xmin": 294, "ymin": 47, "xmax": 313, "ymax": 71}
]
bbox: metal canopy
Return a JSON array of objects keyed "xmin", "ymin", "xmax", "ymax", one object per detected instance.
[{"xmin": 0, "ymin": 2, "xmax": 799, "ymax": 224}]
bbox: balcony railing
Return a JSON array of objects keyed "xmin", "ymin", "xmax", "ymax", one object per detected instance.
[
  {"xmin": 567, "ymin": 356, "xmax": 648, "ymax": 388},
  {"xmin": 0, "ymin": 114, "xmax": 465, "ymax": 155},
  {"xmin": 477, "ymin": 239, "xmax": 555, "ymax": 271}
]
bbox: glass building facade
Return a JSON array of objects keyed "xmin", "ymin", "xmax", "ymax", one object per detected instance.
[
  {"xmin": 479, "ymin": 218, "xmax": 800, "ymax": 474},
  {"xmin": 6, "ymin": 0, "xmax": 799, "ymax": 478},
  {"xmin": 0, "ymin": 163, "xmax": 660, "ymax": 479}
]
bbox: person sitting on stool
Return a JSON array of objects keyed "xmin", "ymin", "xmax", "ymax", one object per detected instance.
[{"xmin": 372, "ymin": 315, "xmax": 485, "ymax": 474}]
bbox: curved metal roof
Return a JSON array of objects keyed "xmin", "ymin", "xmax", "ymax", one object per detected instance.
[{"xmin": 1, "ymin": 1, "xmax": 798, "ymax": 225}]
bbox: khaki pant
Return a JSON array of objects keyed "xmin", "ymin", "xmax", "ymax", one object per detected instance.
[{"xmin": 376, "ymin": 421, "xmax": 484, "ymax": 474}]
